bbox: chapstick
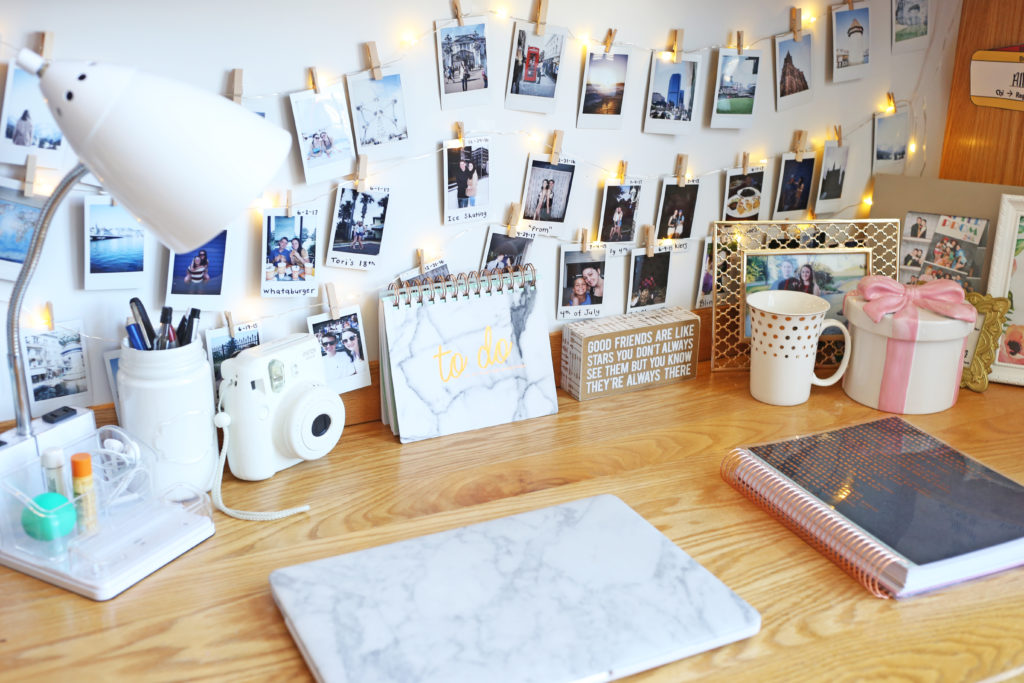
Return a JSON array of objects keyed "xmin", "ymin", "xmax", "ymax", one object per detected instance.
[{"xmin": 70, "ymin": 453, "xmax": 98, "ymax": 534}]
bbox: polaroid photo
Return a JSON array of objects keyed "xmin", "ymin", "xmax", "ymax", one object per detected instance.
[
  {"xmin": 103, "ymin": 349, "xmax": 122, "ymax": 423},
  {"xmin": 873, "ymin": 109, "xmax": 910, "ymax": 175},
  {"xmin": 0, "ymin": 176, "xmax": 48, "ymax": 281},
  {"xmin": 558, "ymin": 246, "xmax": 606, "ymax": 321},
  {"xmin": 598, "ymin": 177, "xmax": 643, "ymax": 256},
  {"xmin": 627, "ymin": 248, "xmax": 672, "ymax": 313},
  {"xmin": 0, "ymin": 63, "xmax": 66, "ymax": 167},
  {"xmin": 435, "ymin": 17, "xmax": 491, "ymax": 109},
  {"xmin": 899, "ymin": 210, "xmax": 939, "ymax": 284},
  {"xmin": 326, "ymin": 185, "xmax": 390, "ymax": 271},
  {"xmin": 261, "ymin": 208, "xmax": 320, "ymax": 298},
  {"xmin": 443, "ymin": 136, "xmax": 491, "ymax": 225},
  {"xmin": 643, "ymin": 52, "xmax": 702, "ymax": 135},
  {"xmin": 773, "ymin": 152, "xmax": 817, "ymax": 220},
  {"xmin": 919, "ymin": 262, "xmax": 981, "ymax": 293},
  {"xmin": 774, "ymin": 32, "xmax": 813, "ymax": 111},
  {"xmin": 346, "ymin": 69, "xmax": 411, "ymax": 159},
  {"xmin": 520, "ymin": 154, "xmax": 577, "ymax": 239},
  {"xmin": 505, "ymin": 21, "xmax": 569, "ymax": 114},
  {"xmin": 892, "ymin": 0, "xmax": 931, "ymax": 54},
  {"xmin": 288, "ymin": 82, "xmax": 357, "ymax": 185},
  {"xmin": 832, "ymin": 1, "xmax": 871, "ymax": 83},
  {"xmin": 23, "ymin": 319, "xmax": 93, "ymax": 418},
  {"xmin": 82, "ymin": 195, "xmax": 149, "ymax": 290},
  {"xmin": 814, "ymin": 140, "xmax": 850, "ymax": 216},
  {"xmin": 710, "ymin": 48, "xmax": 763, "ymax": 129},
  {"xmin": 205, "ymin": 320, "xmax": 261, "ymax": 395},
  {"xmin": 577, "ymin": 48, "xmax": 630, "ymax": 130},
  {"xmin": 307, "ymin": 306, "xmax": 371, "ymax": 395},
  {"xmin": 919, "ymin": 214, "xmax": 989, "ymax": 290},
  {"xmin": 722, "ymin": 166, "xmax": 766, "ymax": 221},
  {"xmin": 655, "ymin": 177, "xmax": 702, "ymax": 245},
  {"xmin": 397, "ymin": 258, "xmax": 450, "ymax": 288},
  {"xmin": 695, "ymin": 236, "xmax": 715, "ymax": 308},
  {"xmin": 480, "ymin": 225, "xmax": 534, "ymax": 271},
  {"xmin": 164, "ymin": 229, "xmax": 231, "ymax": 309}
]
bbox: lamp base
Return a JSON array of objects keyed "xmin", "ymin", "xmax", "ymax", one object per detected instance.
[{"xmin": 0, "ymin": 407, "xmax": 96, "ymax": 474}]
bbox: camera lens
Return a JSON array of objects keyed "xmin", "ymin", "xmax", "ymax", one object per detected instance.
[{"xmin": 311, "ymin": 413, "xmax": 331, "ymax": 437}]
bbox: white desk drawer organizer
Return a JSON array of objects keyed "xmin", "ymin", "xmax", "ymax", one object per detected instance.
[
  {"xmin": 841, "ymin": 276, "xmax": 977, "ymax": 415},
  {"xmin": 0, "ymin": 425, "xmax": 214, "ymax": 600}
]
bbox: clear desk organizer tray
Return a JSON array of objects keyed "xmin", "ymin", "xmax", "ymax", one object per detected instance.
[{"xmin": 0, "ymin": 426, "xmax": 215, "ymax": 600}]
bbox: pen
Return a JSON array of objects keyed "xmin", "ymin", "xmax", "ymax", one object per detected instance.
[
  {"xmin": 125, "ymin": 323, "xmax": 147, "ymax": 350},
  {"xmin": 175, "ymin": 312, "xmax": 189, "ymax": 345},
  {"xmin": 129, "ymin": 297, "xmax": 156, "ymax": 349},
  {"xmin": 181, "ymin": 308, "xmax": 200, "ymax": 346}
]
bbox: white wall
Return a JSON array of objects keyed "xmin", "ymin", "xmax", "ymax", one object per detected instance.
[{"xmin": 0, "ymin": 0, "xmax": 962, "ymax": 421}]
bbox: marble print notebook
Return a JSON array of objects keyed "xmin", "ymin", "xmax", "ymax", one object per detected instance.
[
  {"xmin": 270, "ymin": 495, "xmax": 761, "ymax": 683},
  {"xmin": 378, "ymin": 266, "xmax": 558, "ymax": 443}
]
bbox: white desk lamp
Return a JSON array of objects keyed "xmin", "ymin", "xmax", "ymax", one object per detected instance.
[{"xmin": 5, "ymin": 49, "xmax": 291, "ymax": 450}]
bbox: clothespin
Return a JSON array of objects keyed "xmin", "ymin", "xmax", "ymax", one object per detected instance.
[
  {"xmin": 736, "ymin": 30, "xmax": 744, "ymax": 55},
  {"xmin": 507, "ymin": 202, "xmax": 521, "ymax": 237},
  {"xmin": 39, "ymin": 32, "xmax": 54, "ymax": 60},
  {"xmin": 285, "ymin": 190, "xmax": 293, "ymax": 217},
  {"xmin": 617, "ymin": 160, "xmax": 628, "ymax": 181},
  {"xmin": 579, "ymin": 228, "xmax": 590, "ymax": 254},
  {"xmin": 365, "ymin": 42, "xmax": 383, "ymax": 80},
  {"xmin": 453, "ymin": 0, "xmax": 465, "ymax": 26},
  {"xmin": 847, "ymin": 0, "xmax": 855, "ymax": 9},
  {"xmin": 454, "ymin": 121, "xmax": 465, "ymax": 146},
  {"xmin": 886, "ymin": 91, "xmax": 896, "ymax": 112},
  {"xmin": 793, "ymin": 130, "xmax": 808, "ymax": 162},
  {"xmin": 224, "ymin": 311, "xmax": 236, "ymax": 338},
  {"xmin": 645, "ymin": 225, "xmax": 656, "ymax": 257},
  {"xmin": 229, "ymin": 68, "xmax": 244, "ymax": 103},
  {"xmin": 790, "ymin": 7, "xmax": 803, "ymax": 42},
  {"xmin": 670, "ymin": 29, "xmax": 682, "ymax": 63},
  {"xmin": 348, "ymin": 154, "xmax": 369, "ymax": 190},
  {"xmin": 675, "ymin": 154, "xmax": 688, "ymax": 185},
  {"xmin": 741, "ymin": 151, "xmax": 750, "ymax": 176},
  {"xmin": 308, "ymin": 67, "xmax": 322, "ymax": 95},
  {"xmin": 42, "ymin": 302, "xmax": 55, "ymax": 331},
  {"xmin": 535, "ymin": 0, "xmax": 548, "ymax": 36},
  {"xmin": 22, "ymin": 156, "xmax": 38, "ymax": 197},
  {"xmin": 549, "ymin": 129, "xmax": 563, "ymax": 164},
  {"xmin": 416, "ymin": 249, "xmax": 426, "ymax": 275},
  {"xmin": 604, "ymin": 29, "xmax": 617, "ymax": 53},
  {"xmin": 324, "ymin": 282, "xmax": 343, "ymax": 319},
  {"xmin": 833, "ymin": 124, "xmax": 843, "ymax": 147}
]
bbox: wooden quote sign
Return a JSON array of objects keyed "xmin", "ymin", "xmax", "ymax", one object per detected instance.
[{"xmin": 561, "ymin": 307, "xmax": 699, "ymax": 400}]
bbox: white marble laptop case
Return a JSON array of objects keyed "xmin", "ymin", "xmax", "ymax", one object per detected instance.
[{"xmin": 270, "ymin": 495, "xmax": 761, "ymax": 683}]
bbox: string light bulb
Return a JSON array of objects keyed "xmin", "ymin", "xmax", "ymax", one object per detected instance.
[
  {"xmin": 401, "ymin": 30, "xmax": 418, "ymax": 46},
  {"xmin": 862, "ymin": 196, "xmax": 873, "ymax": 206},
  {"xmin": 495, "ymin": 7, "xmax": 508, "ymax": 19},
  {"xmin": 908, "ymin": 140, "xmax": 917, "ymax": 154}
]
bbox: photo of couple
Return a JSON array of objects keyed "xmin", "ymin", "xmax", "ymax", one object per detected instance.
[
  {"xmin": 559, "ymin": 248, "xmax": 605, "ymax": 308},
  {"xmin": 308, "ymin": 308, "xmax": 371, "ymax": 394},
  {"xmin": 523, "ymin": 157, "xmax": 575, "ymax": 224},
  {"xmin": 444, "ymin": 138, "xmax": 490, "ymax": 215}
]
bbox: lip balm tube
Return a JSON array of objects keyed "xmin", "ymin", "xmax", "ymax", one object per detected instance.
[{"xmin": 71, "ymin": 453, "xmax": 98, "ymax": 535}]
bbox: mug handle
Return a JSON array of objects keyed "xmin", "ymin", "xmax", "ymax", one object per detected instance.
[{"xmin": 811, "ymin": 318, "xmax": 851, "ymax": 387}]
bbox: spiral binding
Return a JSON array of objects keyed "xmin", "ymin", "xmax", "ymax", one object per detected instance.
[
  {"xmin": 721, "ymin": 448, "xmax": 903, "ymax": 599},
  {"xmin": 387, "ymin": 264, "xmax": 537, "ymax": 308}
]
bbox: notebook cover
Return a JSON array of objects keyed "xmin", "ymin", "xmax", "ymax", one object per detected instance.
[{"xmin": 270, "ymin": 495, "xmax": 760, "ymax": 683}]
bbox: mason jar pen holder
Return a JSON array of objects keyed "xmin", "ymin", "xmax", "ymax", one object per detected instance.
[{"xmin": 0, "ymin": 426, "xmax": 215, "ymax": 601}]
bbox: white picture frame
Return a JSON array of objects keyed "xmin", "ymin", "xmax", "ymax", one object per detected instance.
[
  {"xmin": 0, "ymin": 176, "xmax": 48, "ymax": 281},
  {"xmin": 986, "ymin": 193, "xmax": 1024, "ymax": 385},
  {"xmin": 443, "ymin": 136, "xmax": 491, "ymax": 225},
  {"xmin": 261, "ymin": 208, "xmax": 320, "ymax": 298},
  {"xmin": 326, "ymin": 185, "xmax": 390, "ymax": 271},
  {"xmin": 288, "ymin": 83, "xmax": 357, "ymax": 185},
  {"xmin": 164, "ymin": 228, "xmax": 233, "ymax": 310},
  {"xmin": 627, "ymin": 247, "xmax": 672, "ymax": 313},
  {"xmin": 307, "ymin": 306, "xmax": 371, "ymax": 395},
  {"xmin": 22, "ymin": 319, "xmax": 93, "ymax": 418},
  {"xmin": 82, "ymin": 195, "xmax": 149, "ymax": 290},
  {"xmin": 773, "ymin": 32, "xmax": 813, "ymax": 111},
  {"xmin": 435, "ymin": 17, "xmax": 491, "ymax": 109},
  {"xmin": 576, "ymin": 47, "xmax": 630, "ymax": 130},
  {"xmin": 710, "ymin": 48, "xmax": 763, "ymax": 129},
  {"xmin": 643, "ymin": 51, "xmax": 702, "ymax": 135},
  {"xmin": 346, "ymin": 68, "xmax": 412, "ymax": 159},
  {"xmin": 504, "ymin": 21, "xmax": 568, "ymax": 114},
  {"xmin": 0, "ymin": 63, "xmax": 67, "ymax": 168},
  {"xmin": 519, "ymin": 154, "xmax": 577, "ymax": 240},
  {"xmin": 873, "ymin": 109, "xmax": 910, "ymax": 175},
  {"xmin": 814, "ymin": 140, "xmax": 850, "ymax": 216},
  {"xmin": 773, "ymin": 152, "xmax": 817, "ymax": 220},
  {"xmin": 892, "ymin": 0, "xmax": 931, "ymax": 54},
  {"xmin": 557, "ymin": 246, "xmax": 607, "ymax": 321},
  {"xmin": 597, "ymin": 177, "xmax": 643, "ymax": 256},
  {"xmin": 832, "ymin": 1, "xmax": 871, "ymax": 83}
]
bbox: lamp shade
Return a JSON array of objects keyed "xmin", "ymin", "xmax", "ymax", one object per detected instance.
[{"xmin": 17, "ymin": 49, "xmax": 291, "ymax": 253}]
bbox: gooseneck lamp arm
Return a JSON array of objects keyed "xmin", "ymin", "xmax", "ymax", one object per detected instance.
[{"xmin": 6, "ymin": 163, "xmax": 89, "ymax": 436}]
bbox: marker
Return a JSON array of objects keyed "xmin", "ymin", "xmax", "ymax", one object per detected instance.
[
  {"xmin": 181, "ymin": 308, "xmax": 200, "ymax": 346},
  {"xmin": 126, "ymin": 323, "xmax": 147, "ymax": 350},
  {"xmin": 175, "ymin": 312, "xmax": 189, "ymax": 345},
  {"xmin": 129, "ymin": 297, "xmax": 155, "ymax": 349}
]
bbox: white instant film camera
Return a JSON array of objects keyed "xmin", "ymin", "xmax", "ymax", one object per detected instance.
[{"xmin": 219, "ymin": 333, "xmax": 345, "ymax": 481}]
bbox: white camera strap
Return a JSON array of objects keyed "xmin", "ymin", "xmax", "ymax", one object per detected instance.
[{"xmin": 211, "ymin": 381, "xmax": 311, "ymax": 521}]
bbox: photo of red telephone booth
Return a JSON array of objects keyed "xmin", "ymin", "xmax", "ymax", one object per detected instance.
[{"xmin": 524, "ymin": 47, "xmax": 540, "ymax": 82}]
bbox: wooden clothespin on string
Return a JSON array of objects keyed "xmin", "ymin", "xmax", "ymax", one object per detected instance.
[
  {"xmin": 22, "ymin": 156, "xmax": 38, "ymax": 198},
  {"xmin": 308, "ymin": 67, "xmax": 322, "ymax": 95},
  {"xmin": 454, "ymin": 121, "xmax": 465, "ymax": 146},
  {"xmin": 42, "ymin": 302, "xmax": 54, "ymax": 332},
  {"xmin": 549, "ymin": 129, "xmax": 563, "ymax": 164},
  {"xmin": 790, "ymin": 7, "xmax": 803, "ymax": 42},
  {"xmin": 224, "ymin": 311, "xmax": 236, "ymax": 339},
  {"xmin": 229, "ymin": 68, "xmax": 244, "ymax": 103},
  {"xmin": 453, "ymin": 0, "xmax": 465, "ymax": 26},
  {"xmin": 365, "ymin": 42, "xmax": 383, "ymax": 80},
  {"xmin": 833, "ymin": 124, "xmax": 843, "ymax": 147},
  {"xmin": 645, "ymin": 225, "xmax": 656, "ymax": 257},
  {"xmin": 285, "ymin": 190, "xmax": 293, "ymax": 218},
  {"xmin": 736, "ymin": 30, "xmax": 744, "ymax": 55},
  {"xmin": 535, "ymin": 0, "xmax": 549, "ymax": 36},
  {"xmin": 793, "ymin": 130, "xmax": 808, "ymax": 162},
  {"xmin": 416, "ymin": 249, "xmax": 427, "ymax": 275},
  {"xmin": 507, "ymin": 203, "xmax": 521, "ymax": 237},
  {"xmin": 579, "ymin": 227, "xmax": 590, "ymax": 254},
  {"xmin": 617, "ymin": 160, "xmax": 628, "ymax": 181},
  {"xmin": 886, "ymin": 91, "xmax": 897, "ymax": 112},
  {"xmin": 349, "ymin": 154, "xmax": 368, "ymax": 190},
  {"xmin": 669, "ymin": 29, "xmax": 683, "ymax": 63},
  {"xmin": 324, "ymin": 282, "xmax": 344, "ymax": 319},
  {"xmin": 847, "ymin": 0, "xmax": 855, "ymax": 9},
  {"xmin": 39, "ymin": 32, "xmax": 54, "ymax": 60},
  {"xmin": 741, "ymin": 151, "xmax": 750, "ymax": 176},
  {"xmin": 604, "ymin": 29, "xmax": 617, "ymax": 53},
  {"xmin": 675, "ymin": 154, "xmax": 688, "ymax": 185}
]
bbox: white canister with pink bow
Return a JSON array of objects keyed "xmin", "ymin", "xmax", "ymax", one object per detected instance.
[{"xmin": 842, "ymin": 276, "xmax": 977, "ymax": 415}]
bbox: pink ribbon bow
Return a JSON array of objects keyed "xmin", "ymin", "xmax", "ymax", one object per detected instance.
[{"xmin": 856, "ymin": 275, "xmax": 977, "ymax": 324}]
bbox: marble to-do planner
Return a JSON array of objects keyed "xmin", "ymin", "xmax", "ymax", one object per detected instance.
[
  {"xmin": 270, "ymin": 494, "xmax": 761, "ymax": 683},
  {"xmin": 377, "ymin": 267, "xmax": 558, "ymax": 443}
]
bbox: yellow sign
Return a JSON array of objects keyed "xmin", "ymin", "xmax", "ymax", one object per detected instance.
[{"xmin": 970, "ymin": 48, "xmax": 1024, "ymax": 112}]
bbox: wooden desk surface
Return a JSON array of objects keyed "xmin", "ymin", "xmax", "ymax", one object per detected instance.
[{"xmin": 2, "ymin": 365, "xmax": 1024, "ymax": 681}]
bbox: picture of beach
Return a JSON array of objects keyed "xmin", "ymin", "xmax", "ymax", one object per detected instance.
[
  {"xmin": 578, "ymin": 49, "xmax": 629, "ymax": 129},
  {"xmin": 83, "ymin": 195, "xmax": 148, "ymax": 290}
]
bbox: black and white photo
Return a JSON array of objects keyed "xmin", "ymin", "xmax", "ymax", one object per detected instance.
[{"xmin": 23, "ymin": 319, "xmax": 92, "ymax": 417}]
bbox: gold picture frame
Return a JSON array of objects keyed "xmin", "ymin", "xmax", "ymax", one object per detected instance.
[
  {"xmin": 961, "ymin": 292, "xmax": 1011, "ymax": 393},
  {"xmin": 712, "ymin": 219, "xmax": 900, "ymax": 370}
]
